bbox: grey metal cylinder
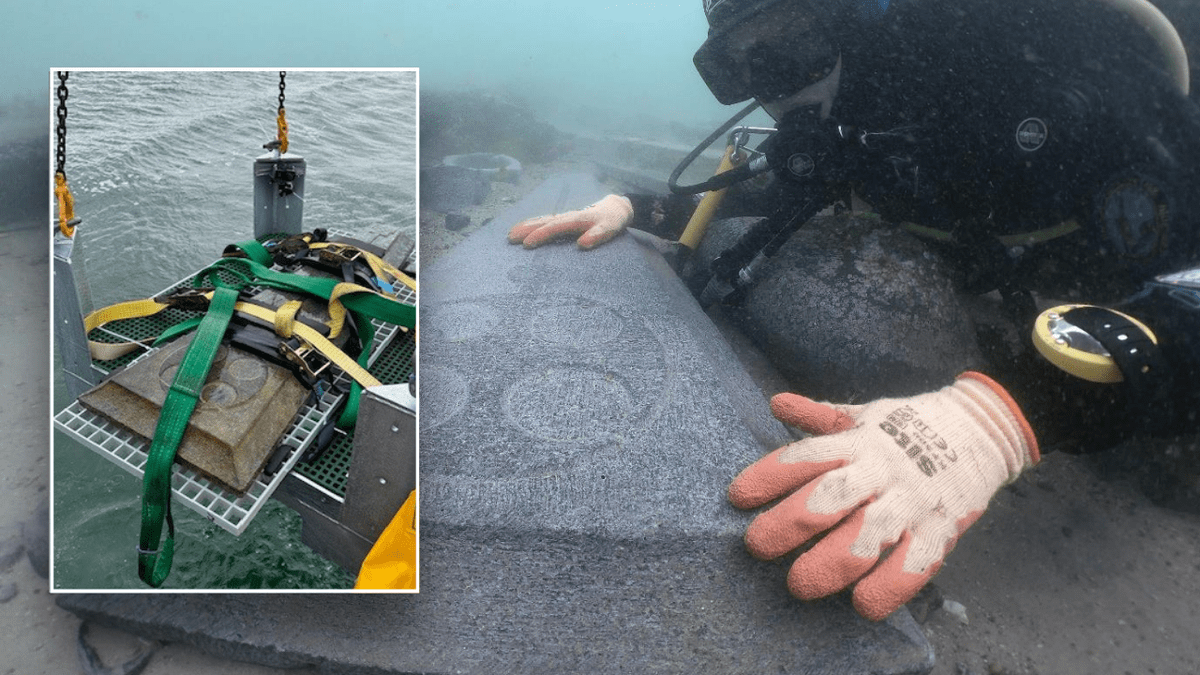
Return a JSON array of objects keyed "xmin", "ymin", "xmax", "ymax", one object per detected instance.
[{"xmin": 253, "ymin": 153, "xmax": 306, "ymax": 238}]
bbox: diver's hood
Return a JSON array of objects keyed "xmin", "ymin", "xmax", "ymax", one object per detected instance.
[{"xmin": 695, "ymin": 0, "xmax": 891, "ymax": 104}]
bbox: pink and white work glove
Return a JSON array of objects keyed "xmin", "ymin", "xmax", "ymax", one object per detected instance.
[
  {"xmin": 730, "ymin": 372, "xmax": 1039, "ymax": 621},
  {"xmin": 507, "ymin": 194, "xmax": 633, "ymax": 250}
]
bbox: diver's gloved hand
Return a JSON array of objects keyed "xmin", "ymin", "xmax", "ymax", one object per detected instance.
[
  {"xmin": 507, "ymin": 194, "xmax": 633, "ymax": 249},
  {"xmin": 729, "ymin": 372, "xmax": 1039, "ymax": 621}
]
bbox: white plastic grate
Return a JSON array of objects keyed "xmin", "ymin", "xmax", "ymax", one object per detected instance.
[{"xmin": 392, "ymin": 282, "xmax": 417, "ymax": 307}]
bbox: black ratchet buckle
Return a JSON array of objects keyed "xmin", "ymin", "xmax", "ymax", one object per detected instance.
[
  {"xmin": 317, "ymin": 243, "xmax": 364, "ymax": 267},
  {"xmin": 156, "ymin": 287, "xmax": 213, "ymax": 312},
  {"xmin": 278, "ymin": 341, "xmax": 333, "ymax": 384}
]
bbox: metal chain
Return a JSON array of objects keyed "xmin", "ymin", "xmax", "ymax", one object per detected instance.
[
  {"xmin": 274, "ymin": 71, "xmax": 290, "ymax": 154},
  {"xmin": 56, "ymin": 71, "xmax": 69, "ymax": 175}
]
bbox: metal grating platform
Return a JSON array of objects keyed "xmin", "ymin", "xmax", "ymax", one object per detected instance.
[{"xmin": 54, "ymin": 241, "xmax": 415, "ymax": 537}]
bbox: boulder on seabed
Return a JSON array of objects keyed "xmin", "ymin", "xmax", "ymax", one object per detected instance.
[{"xmin": 700, "ymin": 213, "xmax": 985, "ymax": 403}]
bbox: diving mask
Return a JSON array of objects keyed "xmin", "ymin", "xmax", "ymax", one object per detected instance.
[{"xmin": 695, "ymin": 0, "xmax": 840, "ymax": 104}]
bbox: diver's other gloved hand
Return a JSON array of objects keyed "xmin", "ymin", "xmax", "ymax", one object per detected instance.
[
  {"xmin": 729, "ymin": 372, "xmax": 1039, "ymax": 621},
  {"xmin": 507, "ymin": 194, "xmax": 633, "ymax": 249}
]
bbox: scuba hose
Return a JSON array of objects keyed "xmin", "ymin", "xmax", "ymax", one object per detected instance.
[
  {"xmin": 669, "ymin": 100, "xmax": 764, "ymax": 196},
  {"xmin": 678, "ymin": 144, "xmax": 749, "ymax": 252},
  {"xmin": 672, "ymin": 104, "xmax": 854, "ymax": 307},
  {"xmin": 694, "ymin": 191, "xmax": 828, "ymax": 307}
]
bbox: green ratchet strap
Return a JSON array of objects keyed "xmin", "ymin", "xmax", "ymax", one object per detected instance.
[
  {"xmin": 224, "ymin": 239, "xmax": 274, "ymax": 267},
  {"xmin": 137, "ymin": 285, "xmax": 239, "ymax": 587},
  {"xmin": 205, "ymin": 257, "xmax": 415, "ymax": 328},
  {"xmin": 339, "ymin": 311, "xmax": 375, "ymax": 427}
]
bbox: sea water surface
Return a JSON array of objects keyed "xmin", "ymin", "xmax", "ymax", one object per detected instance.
[{"xmin": 52, "ymin": 69, "xmax": 416, "ymax": 590}]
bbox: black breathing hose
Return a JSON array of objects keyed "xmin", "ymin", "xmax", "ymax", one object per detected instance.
[{"xmin": 668, "ymin": 101, "xmax": 763, "ymax": 195}]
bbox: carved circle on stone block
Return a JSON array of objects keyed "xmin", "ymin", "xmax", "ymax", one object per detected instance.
[
  {"xmin": 529, "ymin": 303, "xmax": 622, "ymax": 349},
  {"xmin": 422, "ymin": 296, "xmax": 671, "ymax": 451},
  {"xmin": 423, "ymin": 302, "xmax": 503, "ymax": 342},
  {"xmin": 420, "ymin": 365, "xmax": 470, "ymax": 430},
  {"xmin": 503, "ymin": 368, "xmax": 634, "ymax": 442},
  {"xmin": 226, "ymin": 356, "xmax": 267, "ymax": 382},
  {"xmin": 157, "ymin": 344, "xmax": 269, "ymax": 410},
  {"xmin": 200, "ymin": 382, "xmax": 238, "ymax": 406},
  {"xmin": 159, "ymin": 343, "xmax": 229, "ymax": 389}
]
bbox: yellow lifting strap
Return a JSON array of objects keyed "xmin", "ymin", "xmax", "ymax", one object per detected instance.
[
  {"xmin": 234, "ymin": 300, "xmax": 382, "ymax": 389},
  {"xmin": 84, "ymin": 296, "xmax": 196, "ymax": 361},
  {"xmin": 267, "ymin": 279, "xmax": 406, "ymax": 343},
  {"xmin": 309, "ymin": 242, "xmax": 417, "ymax": 292},
  {"xmin": 55, "ymin": 172, "xmax": 78, "ymax": 238},
  {"xmin": 273, "ymin": 299, "xmax": 304, "ymax": 338},
  {"xmin": 83, "ymin": 294, "xmax": 382, "ymax": 389},
  {"xmin": 325, "ymin": 282, "xmax": 373, "ymax": 339},
  {"xmin": 276, "ymin": 108, "xmax": 289, "ymax": 154},
  {"xmin": 354, "ymin": 489, "xmax": 417, "ymax": 590}
]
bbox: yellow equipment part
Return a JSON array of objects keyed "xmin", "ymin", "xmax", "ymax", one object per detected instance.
[
  {"xmin": 309, "ymin": 242, "xmax": 417, "ymax": 291},
  {"xmin": 354, "ymin": 489, "xmax": 417, "ymax": 590},
  {"xmin": 55, "ymin": 172, "xmax": 79, "ymax": 238},
  {"xmin": 678, "ymin": 145, "xmax": 746, "ymax": 251},
  {"xmin": 1031, "ymin": 304, "xmax": 1158, "ymax": 383}
]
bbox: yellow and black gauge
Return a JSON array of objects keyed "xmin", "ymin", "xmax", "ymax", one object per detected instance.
[{"xmin": 1031, "ymin": 304, "xmax": 1158, "ymax": 383}]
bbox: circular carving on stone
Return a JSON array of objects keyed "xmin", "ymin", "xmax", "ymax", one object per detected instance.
[
  {"xmin": 423, "ymin": 302, "xmax": 502, "ymax": 342},
  {"xmin": 226, "ymin": 355, "xmax": 267, "ymax": 382},
  {"xmin": 419, "ymin": 365, "xmax": 470, "ymax": 430},
  {"xmin": 504, "ymin": 368, "xmax": 634, "ymax": 442},
  {"xmin": 159, "ymin": 344, "xmax": 229, "ymax": 390},
  {"xmin": 420, "ymin": 295, "xmax": 672, "ymax": 477},
  {"xmin": 200, "ymin": 381, "xmax": 238, "ymax": 406},
  {"xmin": 529, "ymin": 303, "xmax": 622, "ymax": 348}
]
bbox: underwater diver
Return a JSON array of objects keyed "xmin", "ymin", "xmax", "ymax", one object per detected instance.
[{"xmin": 506, "ymin": 0, "xmax": 1200, "ymax": 621}]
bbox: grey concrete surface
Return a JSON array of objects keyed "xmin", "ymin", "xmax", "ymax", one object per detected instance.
[{"xmin": 60, "ymin": 173, "xmax": 936, "ymax": 674}]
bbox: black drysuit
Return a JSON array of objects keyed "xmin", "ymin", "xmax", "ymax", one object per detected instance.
[{"xmin": 631, "ymin": 0, "xmax": 1200, "ymax": 451}]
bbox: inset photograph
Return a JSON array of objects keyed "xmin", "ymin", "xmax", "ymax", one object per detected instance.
[{"xmin": 50, "ymin": 69, "xmax": 417, "ymax": 591}]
